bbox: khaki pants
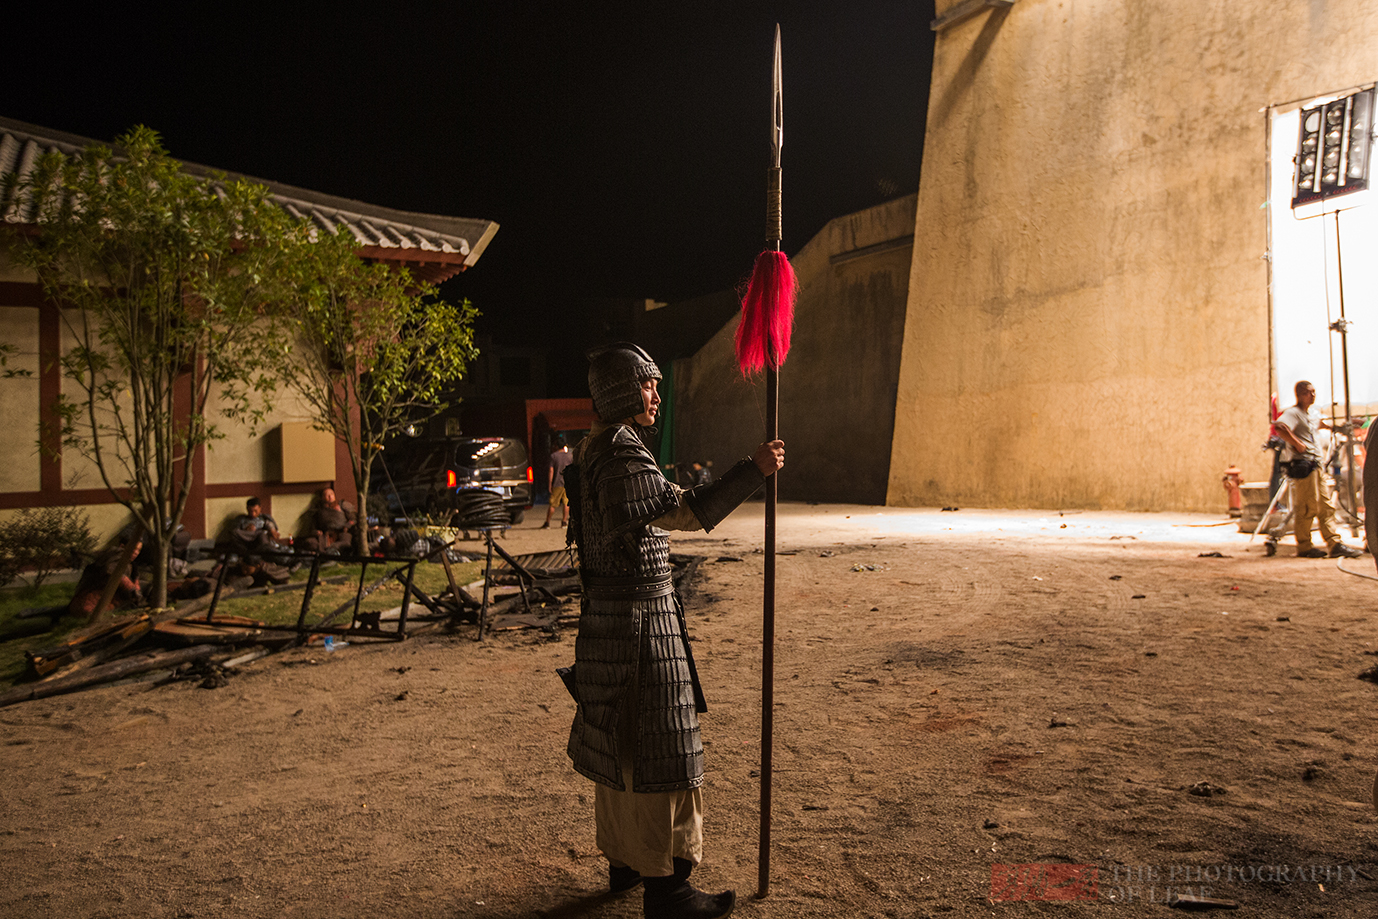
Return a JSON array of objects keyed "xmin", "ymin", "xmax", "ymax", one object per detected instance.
[
  {"xmin": 592, "ymin": 680, "xmax": 704, "ymax": 877},
  {"xmin": 1290, "ymin": 469, "xmax": 1340, "ymax": 552},
  {"xmin": 594, "ymin": 781, "xmax": 703, "ymax": 877}
]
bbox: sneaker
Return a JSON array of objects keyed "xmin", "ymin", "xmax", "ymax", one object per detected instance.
[
  {"xmin": 1297, "ymin": 547, "xmax": 1328, "ymax": 558},
  {"xmin": 540, "ymin": 522, "xmax": 550, "ymax": 529},
  {"xmin": 1264, "ymin": 538, "xmax": 1277, "ymax": 557},
  {"xmin": 1328, "ymin": 542, "xmax": 1362, "ymax": 558}
]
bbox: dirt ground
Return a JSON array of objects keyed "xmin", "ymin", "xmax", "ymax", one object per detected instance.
[{"xmin": 4, "ymin": 503, "xmax": 1378, "ymax": 918}]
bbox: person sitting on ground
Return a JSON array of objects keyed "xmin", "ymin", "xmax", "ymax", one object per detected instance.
[
  {"xmin": 231, "ymin": 498, "xmax": 289, "ymax": 557},
  {"xmin": 301, "ymin": 487, "xmax": 357, "ymax": 554},
  {"xmin": 68, "ymin": 532, "xmax": 144, "ymax": 620},
  {"xmin": 296, "ymin": 487, "xmax": 358, "ymax": 554}
]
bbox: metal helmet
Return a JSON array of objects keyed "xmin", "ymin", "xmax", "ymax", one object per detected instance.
[{"xmin": 587, "ymin": 342, "xmax": 661, "ymax": 422}]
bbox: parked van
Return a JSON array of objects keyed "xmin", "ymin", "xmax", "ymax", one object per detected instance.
[{"xmin": 375, "ymin": 436, "xmax": 533, "ymax": 525}]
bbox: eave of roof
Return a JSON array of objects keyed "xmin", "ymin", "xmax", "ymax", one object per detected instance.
[{"xmin": 0, "ymin": 115, "xmax": 498, "ymax": 281}]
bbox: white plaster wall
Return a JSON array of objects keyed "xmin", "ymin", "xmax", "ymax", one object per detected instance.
[{"xmin": 889, "ymin": 0, "xmax": 1378, "ymax": 511}]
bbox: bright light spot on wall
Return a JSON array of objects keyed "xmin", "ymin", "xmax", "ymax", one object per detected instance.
[{"xmin": 1269, "ymin": 84, "xmax": 1378, "ymax": 412}]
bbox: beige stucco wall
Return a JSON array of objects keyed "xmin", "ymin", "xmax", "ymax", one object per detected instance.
[
  {"xmin": 58, "ymin": 311, "xmax": 129, "ymax": 491},
  {"xmin": 0, "ymin": 250, "xmax": 37, "ymax": 283},
  {"xmin": 676, "ymin": 195, "xmax": 915, "ymax": 503},
  {"xmin": 203, "ymin": 341, "xmax": 332, "ymax": 486},
  {"xmin": 0, "ymin": 504, "xmax": 137, "ymax": 547},
  {"xmin": 0, "ymin": 306, "xmax": 41, "ymax": 492},
  {"xmin": 888, "ymin": 0, "xmax": 1378, "ymax": 511},
  {"xmin": 273, "ymin": 492, "xmax": 318, "ymax": 541}
]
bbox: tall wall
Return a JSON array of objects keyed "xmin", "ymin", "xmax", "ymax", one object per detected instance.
[
  {"xmin": 888, "ymin": 0, "xmax": 1378, "ymax": 511},
  {"xmin": 676, "ymin": 194, "xmax": 915, "ymax": 504}
]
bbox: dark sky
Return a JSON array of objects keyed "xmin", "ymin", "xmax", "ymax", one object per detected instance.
[{"xmin": 5, "ymin": 3, "xmax": 933, "ymax": 344}]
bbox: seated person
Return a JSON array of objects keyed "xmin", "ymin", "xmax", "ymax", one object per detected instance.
[
  {"xmin": 230, "ymin": 497, "xmax": 289, "ymax": 557},
  {"xmin": 68, "ymin": 533, "xmax": 144, "ymax": 620},
  {"xmin": 301, "ymin": 487, "xmax": 357, "ymax": 554}
]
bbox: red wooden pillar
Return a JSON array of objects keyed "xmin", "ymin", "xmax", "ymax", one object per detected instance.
[{"xmin": 333, "ymin": 388, "xmax": 360, "ymax": 508}]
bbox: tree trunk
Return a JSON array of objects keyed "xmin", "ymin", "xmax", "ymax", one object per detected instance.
[
  {"xmin": 352, "ymin": 446, "xmax": 374, "ymax": 557},
  {"xmin": 355, "ymin": 481, "xmax": 370, "ymax": 556},
  {"xmin": 151, "ymin": 538, "xmax": 170, "ymax": 609}
]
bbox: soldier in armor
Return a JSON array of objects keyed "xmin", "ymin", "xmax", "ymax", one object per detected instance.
[{"xmin": 564, "ymin": 342, "xmax": 783, "ymax": 919}]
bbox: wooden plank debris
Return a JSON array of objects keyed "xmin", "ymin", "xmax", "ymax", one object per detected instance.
[{"xmin": 0, "ymin": 644, "xmax": 222, "ymax": 708}]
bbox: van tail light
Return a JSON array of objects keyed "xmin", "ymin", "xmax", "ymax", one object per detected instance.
[
  {"xmin": 526, "ymin": 465, "xmax": 534, "ymax": 483},
  {"xmin": 446, "ymin": 469, "xmax": 457, "ymax": 488}
]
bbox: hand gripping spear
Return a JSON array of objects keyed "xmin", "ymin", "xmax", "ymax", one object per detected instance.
[{"xmin": 734, "ymin": 24, "xmax": 797, "ymax": 900}]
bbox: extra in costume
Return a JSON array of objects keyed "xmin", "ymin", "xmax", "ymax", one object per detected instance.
[{"xmin": 564, "ymin": 343, "xmax": 765, "ymax": 918}]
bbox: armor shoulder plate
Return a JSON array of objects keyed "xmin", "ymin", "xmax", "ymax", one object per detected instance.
[{"xmin": 589, "ymin": 426, "xmax": 680, "ymax": 536}]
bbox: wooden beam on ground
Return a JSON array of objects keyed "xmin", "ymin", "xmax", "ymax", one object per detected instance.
[{"xmin": 0, "ymin": 644, "xmax": 221, "ymax": 708}]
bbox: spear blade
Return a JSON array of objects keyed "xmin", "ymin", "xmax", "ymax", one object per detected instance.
[
  {"xmin": 772, "ymin": 24, "xmax": 783, "ymax": 169},
  {"xmin": 768, "ymin": 24, "xmax": 783, "ymax": 244}
]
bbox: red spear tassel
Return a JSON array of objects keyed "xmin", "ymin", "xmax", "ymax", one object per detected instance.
[{"xmin": 734, "ymin": 249, "xmax": 797, "ymax": 375}]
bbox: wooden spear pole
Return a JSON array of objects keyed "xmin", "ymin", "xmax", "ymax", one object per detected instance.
[
  {"xmin": 759, "ymin": 354, "xmax": 778, "ymax": 898},
  {"xmin": 756, "ymin": 25, "xmax": 786, "ymax": 900},
  {"xmin": 731, "ymin": 26, "xmax": 794, "ymax": 899}
]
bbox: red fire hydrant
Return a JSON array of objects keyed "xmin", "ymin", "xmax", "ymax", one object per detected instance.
[{"xmin": 1222, "ymin": 464, "xmax": 1243, "ymax": 517}]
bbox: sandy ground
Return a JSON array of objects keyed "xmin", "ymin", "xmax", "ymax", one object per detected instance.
[{"xmin": 3, "ymin": 503, "xmax": 1378, "ymax": 918}]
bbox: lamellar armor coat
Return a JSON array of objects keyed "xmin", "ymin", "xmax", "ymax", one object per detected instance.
[{"xmin": 566, "ymin": 423, "xmax": 764, "ymax": 793}]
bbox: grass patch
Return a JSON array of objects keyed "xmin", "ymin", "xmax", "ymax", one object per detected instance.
[{"xmin": 212, "ymin": 558, "xmax": 483, "ymax": 629}]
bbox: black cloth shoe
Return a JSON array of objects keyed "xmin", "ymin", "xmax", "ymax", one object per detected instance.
[
  {"xmin": 1298, "ymin": 546, "xmax": 1328, "ymax": 558},
  {"xmin": 643, "ymin": 859, "xmax": 734, "ymax": 919},
  {"xmin": 610, "ymin": 864, "xmax": 642, "ymax": 893},
  {"xmin": 1329, "ymin": 542, "xmax": 1362, "ymax": 558},
  {"xmin": 540, "ymin": 521, "xmax": 551, "ymax": 529}
]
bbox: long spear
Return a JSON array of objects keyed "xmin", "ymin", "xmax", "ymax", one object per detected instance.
[{"xmin": 734, "ymin": 24, "xmax": 797, "ymax": 900}]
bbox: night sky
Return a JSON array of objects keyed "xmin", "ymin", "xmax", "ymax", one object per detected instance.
[{"xmin": 5, "ymin": 4, "xmax": 933, "ymax": 346}]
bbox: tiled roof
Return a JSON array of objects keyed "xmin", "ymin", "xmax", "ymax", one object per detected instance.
[{"xmin": 0, "ymin": 116, "xmax": 498, "ymax": 281}]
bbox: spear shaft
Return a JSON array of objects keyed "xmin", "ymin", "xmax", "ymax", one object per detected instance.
[{"xmin": 759, "ymin": 363, "xmax": 777, "ymax": 899}]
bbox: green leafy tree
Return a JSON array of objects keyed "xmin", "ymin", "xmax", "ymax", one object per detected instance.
[
  {"xmin": 3, "ymin": 127, "xmax": 295, "ymax": 609},
  {"xmin": 277, "ymin": 228, "xmax": 479, "ymax": 552}
]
